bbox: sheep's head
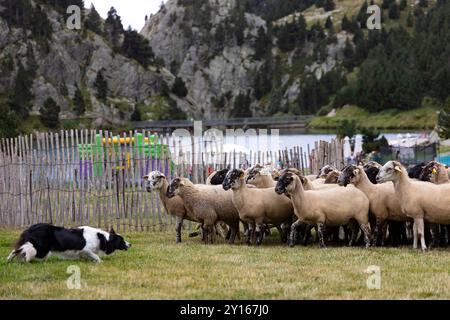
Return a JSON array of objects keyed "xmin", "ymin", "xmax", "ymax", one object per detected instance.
[
  {"xmin": 363, "ymin": 161, "xmax": 382, "ymax": 170},
  {"xmin": 363, "ymin": 165, "xmax": 380, "ymax": 184},
  {"xmin": 245, "ymin": 164, "xmax": 264, "ymax": 183},
  {"xmin": 275, "ymin": 172, "xmax": 306, "ymax": 195},
  {"xmin": 209, "ymin": 168, "xmax": 230, "ymax": 185},
  {"xmin": 419, "ymin": 161, "xmax": 444, "ymax": 182},
  {"xmin": 166, "ymin": 177, "xmax": 186, "ymax": 198},
  {"xmin": 143, "ymin": 171, "xmax": 166, "ymax": 192},
  {"xmin": 223, "ymin": 169, "xmax": 245, "ymax": 190},
  {"xmin": 338, "ymin": 165, "xmax": 362, "ymax": 187},
  {"xmin": 324, "ymin": 169, "xmax": 341, "ymax": 184},
  {"xmin": 318, "ymin": 165, "xmax": 337, "ymax": 179},
  {"xmin": 376, "ymin": 161, "xmax": 403, "ymax": 183}
]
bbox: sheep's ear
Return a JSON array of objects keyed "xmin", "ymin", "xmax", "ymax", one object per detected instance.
[
  {"xmin": 353, "ymin": 168, "xmax": 359, "ymax": 176},
  {"xmin": 239, "ymin": 171, "xmax": 245, "ymax": 180},
  {"xmin": 143, "ymin": 175, "xmax": 149, "ymax": 181},
  {"xmin": 109, "ymin": 227, "xmax": 116, "ymax": 235},
  {"xmin": 394, "ymin": 165, "xmax": 402, "ymax": 172},
  {"xmin": 299, "ymin": 176, "xmax": 307, "ymax": 185},
  {"xmin": 179, "ymin": 180, "xmax": 185, "ymax": 186},
  {"xmin": 432, "ymin": 168, "xmax": 437, "ymax": 174}
]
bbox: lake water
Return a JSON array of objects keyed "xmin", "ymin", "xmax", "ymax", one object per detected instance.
[{"xmin": 170, "ymin": 129, "xmax": 428, "ymax": 166}]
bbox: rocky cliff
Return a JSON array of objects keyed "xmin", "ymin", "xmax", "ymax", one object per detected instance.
[
  {"xmin": 0, "ymin": 0, "xmax": 192, "ymax": 130},
  {"xmin": 141, "ymin": 0, "xmax": 350, "ymax": 119}
]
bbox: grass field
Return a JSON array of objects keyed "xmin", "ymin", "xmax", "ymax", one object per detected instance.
[
  {"xmin": 1, "ymin": 229, "xmax": 449, "ymax": 300},
  {"xmin": 308, "ymin": 106, "xmax": 438, "ymax": 130}
]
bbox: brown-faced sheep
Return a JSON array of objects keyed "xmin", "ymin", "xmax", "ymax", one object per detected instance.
[
  {"xmin": 377, "ymin": 161, "xmax": 450, "ymax": 251},
  {"xmin": 275, "ymin": 172, "xmax": 371, "ymax": 248}
]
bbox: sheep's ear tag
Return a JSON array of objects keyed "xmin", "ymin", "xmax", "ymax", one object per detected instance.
[
  {"xmin": 432, "ymin": 168, "xmax": 437, "ymax": 174},
  {"xmin": 394, "ymin": 166, "xmax": 402, "ymax": 172}
]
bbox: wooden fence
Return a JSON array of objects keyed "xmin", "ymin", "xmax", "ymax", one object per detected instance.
[{"xmin": 0, "ymin": 130, "xmax": 343, "ymax": 231}]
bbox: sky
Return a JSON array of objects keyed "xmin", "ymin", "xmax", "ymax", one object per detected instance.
[{"xmin": 86, "ymin": 0, "xmax": 165, "ymax": 31}]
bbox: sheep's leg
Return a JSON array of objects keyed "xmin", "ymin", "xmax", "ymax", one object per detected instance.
[
  {"xmin": 246, "ymin": 224, "xmax": 254, "ymax": 246},
  {"xmin": 415, "ymin": 218, "xmax": 427, "ymax": 251},
  {"xmin": 374, "ymin": 218, "xmax": 385, "ymax": 247},
  {"xmin": 317, "ymin": 223, "xmax": 326, "ymax": 248},
  {"xmin": 413, "ymin": 221, "xmax": 418, "ymax": 249},
  {"xmin": 429, "ymin": 223, "xmax": 440, "ymax": 249},
  {"xmin": 228, "ymin": 221, "xmax": 239, "ymax": 245},
  {"xmin": 175, "ymin": 216, "xmax": 183, "ymax": 244},
  {"xmin": 289, "ymin": 219, "xmax": 303, "ymax": 247},
  {"xmin": 359, "ymin": 223, "xmax": 371, "ymax": 248},
  {"xmin": 281, "ymin": 222, "xmax": 291, "ymax": 244},
  {"xmin": 349, "ymin": 221, "xmax": 359, "ymax": 247},
  {"xmin": 255, "ymin": 223, "xmax": 264, "ymax": 246}
]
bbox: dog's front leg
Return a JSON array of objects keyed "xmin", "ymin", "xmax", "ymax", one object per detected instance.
[{"xmin": 83, "ymin": 250, "xmax": 102, "ymax": 263}]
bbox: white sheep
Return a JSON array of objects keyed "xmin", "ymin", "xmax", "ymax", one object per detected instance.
[
  {"xmin": 376, "ymin": 161, "xmax": 450, "ymax": 251},
  {"xmin": 166, "ymin": 177, "xmax": 240, "ymax": 244},
  {"xmin": 338, "ymin": 165, "xmax": 409, "ymax": 246},
  {"xmin": 275, "ymin": 171, "xmax": 372, "ymax": 248},
  {"xmin": 222, "ymin": 169, "xmax": 294, "ymax": 246}
]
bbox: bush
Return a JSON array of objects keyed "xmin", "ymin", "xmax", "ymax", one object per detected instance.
[{"xmin": 40, "ymin": 97, "xmax": 61, "ymax": 128}]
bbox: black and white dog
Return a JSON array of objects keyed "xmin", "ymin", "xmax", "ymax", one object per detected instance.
[{"xmin": 7, "ymin": 223, "xmax": 131, "ymax": 263}]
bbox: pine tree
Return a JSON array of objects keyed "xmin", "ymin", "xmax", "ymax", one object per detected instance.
[
  {"xmin": 356, "ymin": 1, "xmax": 369, "ymax": 28},
  {"xmin": 105, "ymin": 7, "xmax": 124, "ymax": 48},
  {"xmin": 389, "ymin": 2, "xmax": 400, "ymax": 19},
  {"xmin": 94, "ymin": 70, "xmax": 108, "ymax": 102},
  {"xmin": 325, "ymin": 16, "xmax": 334, "ymax": 29},
  {"xmin": 231, "ymin": 92, "xmax": 252, "ymax": 117},
  {"xmin": 171, "ymin": 77, "xmax": 188, "ymax": 98},
  {"xmin": 131, "ymin": 106, "xmax": 142, "ymax": 121},
  {"xmin": 73, "ymin": 86, "xmax": 86, "ymax": 116},
  {"xmin": 40, "ymin": 97, "xmax": 61, "ymax": 128},
  {"xmin": 381, "ymin": 0, "xmax": 393, "ymax": 9},
  {"xmin": 324, "ymin": 0, "xmax": 336, "ymax": 12},
  {"xmin": 8, "ymin": 63, "xmax": 34, "ymax": 119},
  {"xmin": 122, "ymin": 27, "xmax": 155, "ymax": 68},
  {"xmin": 85, "ymin": 4, "xmax": 103, "ymax": 35},
  {"xmin": 407, "ymin": 12, "xmax": 414, "ymax": 27},
  {"xmin": 399, "ymin": 0, "xmax": 407, "ymax": 11},
  {"xmin": 418, "ymin": 0, "xmax": 428, "ymax": 8},
  {"xmin": 341, "ymin": 15, "xmax": 351, "ymax": 31},
  {"xmin": 0, "ymin": 103, "xmax": 19, "ymax": 138}
]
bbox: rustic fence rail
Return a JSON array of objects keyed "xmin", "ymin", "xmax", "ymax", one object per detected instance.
[{"xmin": 0, "ymin": 130, "xmax": 343, "ymax": 231}]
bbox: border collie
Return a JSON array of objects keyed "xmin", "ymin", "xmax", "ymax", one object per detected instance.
[{"xmin": 7, "ymin": 223, "xmax": 131, "ymax": 263}]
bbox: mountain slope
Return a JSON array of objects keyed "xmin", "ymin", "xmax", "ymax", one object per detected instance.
[
  {"xmin": 142, "ymin": 0, "xmax": 450, "ymax": 120},
  {"xmin": 0, "ymin": 0, "xmax": 192, "ymax": 135}
]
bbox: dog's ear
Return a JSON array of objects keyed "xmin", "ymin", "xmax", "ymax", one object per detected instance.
[{"xmin": 109, "ymin": 227, "xmax": 116, "ymax": 235}]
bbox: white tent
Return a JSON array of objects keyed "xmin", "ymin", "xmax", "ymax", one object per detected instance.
[
  {"xmin": 343, "ymin": 136, "xmax": 352, "ymax": 159},
  {"xmin": 354, "ymin": 134, "xmax": 363, "ymax": 155}
]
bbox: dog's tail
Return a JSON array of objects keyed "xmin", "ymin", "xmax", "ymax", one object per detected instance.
[{"xmin": 7, "ymin": 242, "xmax": 37, "ymax": 263}]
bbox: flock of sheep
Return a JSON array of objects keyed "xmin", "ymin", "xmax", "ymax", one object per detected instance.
[{"xmin": 143, "ymin": 160, "xmax": 450, "ymax": 251}]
